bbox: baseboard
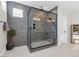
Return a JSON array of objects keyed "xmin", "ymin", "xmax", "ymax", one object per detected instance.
[{"xmin": 0, "ymin": 48, "xmax": 6, "ymax": 57}]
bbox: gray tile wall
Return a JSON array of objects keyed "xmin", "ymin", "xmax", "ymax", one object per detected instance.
[{"xmin": 7, "ymin": 1, "xmax": 30, "ymax": 46}]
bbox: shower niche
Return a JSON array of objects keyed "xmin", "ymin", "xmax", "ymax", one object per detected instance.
[{"xmin": 27, "ymin": 8, "xmax": 57, "ymax": 51}]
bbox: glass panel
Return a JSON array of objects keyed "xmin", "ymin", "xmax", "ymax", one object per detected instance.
[{"xmin": 29, "ymin": 8, "xmax": 57, "ymax": 48}]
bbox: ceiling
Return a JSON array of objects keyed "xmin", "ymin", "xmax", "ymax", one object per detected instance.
[
  {"xmin": 59, "ymin": 1, "xmax": 79, "ymax": 12},
  {"xmin": 14, "ymin": 1, "xmax": 79, "ymax": 12},
  {"xmin": 15, "ymin": 1, "xmax": 58, "ymax": 11}
]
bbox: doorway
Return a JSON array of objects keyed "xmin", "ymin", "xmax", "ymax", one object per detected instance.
[{"xmin": 58, "ymin": 15, "xmax": 67, "ymax": 45}]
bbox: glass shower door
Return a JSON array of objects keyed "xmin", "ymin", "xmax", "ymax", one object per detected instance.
[{"xmin": 28, "ymin": 8, "xmax": 57, "ymax": 49}]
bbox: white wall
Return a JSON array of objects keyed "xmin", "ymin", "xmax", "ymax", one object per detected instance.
[
  {"xmin": 0, "ymin": 2, "xmax": 7, "ymax": 56},
  {"xmin": 58, "ymin": 4, "xmax": 71, "ymax": 45},
  {"xmin": 70, "ymin": 11, "xmax": 79, "ymax": 24}
]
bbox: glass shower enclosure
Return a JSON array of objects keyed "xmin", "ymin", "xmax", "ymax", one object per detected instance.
[{"xmin": 27, "ymin": 7, "xmax": 57, "ymax": 51}]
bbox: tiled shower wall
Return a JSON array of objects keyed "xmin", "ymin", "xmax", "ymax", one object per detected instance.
[{"xmin": 7, "ymin": 1, "xmax": 30, "ymax": 46}]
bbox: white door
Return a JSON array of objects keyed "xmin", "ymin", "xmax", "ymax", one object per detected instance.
[{"xmin": 58, "ymin": 15, "xmax": 67, "ymax": 45}]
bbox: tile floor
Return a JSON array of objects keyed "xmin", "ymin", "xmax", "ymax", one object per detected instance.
[{"xmin": 3, "ymin": 43, "xmax": 79, "ymax": 57}]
